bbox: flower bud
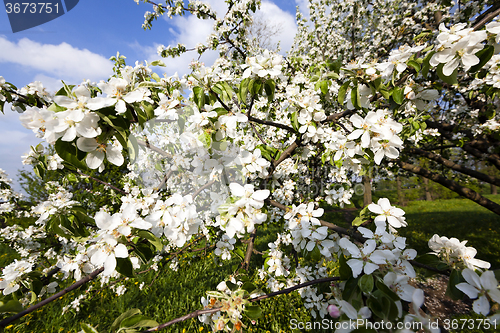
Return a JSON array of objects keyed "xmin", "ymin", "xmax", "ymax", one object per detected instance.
[{"xmin": 328, "ymin": 304, "xmax": 340, "ymax": 318}]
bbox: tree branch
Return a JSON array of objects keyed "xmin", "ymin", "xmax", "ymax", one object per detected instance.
[
  {"xmin": 77, "ymin": 171, "xmax": 129, "ymax": 195},
  {"xmin": 136, "ymin": 139, "xmax": 173, "ymax": 158},
  {"xmin": 0, "ymin": 268, "xmax": 104, "ymax": 327},
  {"xmin": 406, "ymin": 148, "xmax": 500, "ymax": 186},
  {"xmin": 396, "ymin": 160, "xmax": 500, "ymax": 215},
  {"xmin": 140, "ymin": 276, "xmax": 342, "ymax": 332},
  {"xmin": 242, "ymin": 229, "xmax": 257, "ymax": 271},
  {"xmin": 473, "ymin": 3, "xmax": 500, "ymax": 30},
  {"xmin": 266, "ymin": 199, "xmax": 365, "ymax": 242},
  {"xmin": 248, "ymin": 115, "xmax": 295, "ymax": 133},
  {"xmin": 322, "ymin": 109, "xmax": 355, "ymax": 124}
]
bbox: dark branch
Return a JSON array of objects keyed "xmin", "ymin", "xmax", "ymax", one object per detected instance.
[
  {"xmin": 248, "ymin": 115, "xmax": 295, "ymax": 133},
  {"xmin": 0, "ymin": 268, "xmax": 104, "ymax": 327},
  {"xmin": 397, "ymin": 160, "xmax": 500, "ymax": 215},
  {"xmin": 406, "ymin": 148, "xmax": 500, "ymax": 186}
]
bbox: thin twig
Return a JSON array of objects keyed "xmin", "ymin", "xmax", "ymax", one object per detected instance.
[
  {"xmin": 77, "ymin": 171, "xmax": 128, "ymax": 195},
  {"xmin": 0, "ymin": 268, "xmax": 104, "ymax": 327},
  {"xmin": 192, "ymin": 180, "xmax": 217, "ymax": 199},
  {"xmin": 136, "ymin": 139, "xmax": 173, "ymax": 158},
  {"xmin": 248, "ymin": 115, "xmax": 295, "ymax": 133},
  {"xmin": 140, "ymin": 276, "xmax": 342, "ymax": 332}
]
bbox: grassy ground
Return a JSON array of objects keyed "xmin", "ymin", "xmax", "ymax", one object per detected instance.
[
  {"xmin": 2, "ymin": 195, "xmax": 500, "ymax": 332},
  {"xmin": 2, "ymin": 237, "xmax": 312, "ymax": 333},
  {"xmin": 399, "ymin": 194, "xmax": 500, "ymax": 269}
]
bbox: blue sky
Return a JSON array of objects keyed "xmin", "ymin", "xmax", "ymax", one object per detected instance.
[{"xmin": 0, "ymin": 0, "xmax": 306, "ymax": 192}]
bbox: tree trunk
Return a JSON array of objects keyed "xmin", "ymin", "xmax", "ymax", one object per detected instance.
[
  {"xmin": 423, "ymin": 177, "xmax": 432, "ymax": 201},
  {"xmin": 363, "ymin": 176, "xmax": 372, "ymax": 206},
  {"xmin": 396, "ymin": 176, "xmax": 405, "ymax": 206},
  {"xmin": 492, "ymin": 184, "xmax": 498, "ymax": 195}
]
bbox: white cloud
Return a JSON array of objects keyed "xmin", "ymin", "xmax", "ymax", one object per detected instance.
[
  {"xmin": 0, "ymin": 106, "xmax": 42, "ymax": 192},
  {"xmin": 136, "ymin": 0, "xmax": 298, "ymax": 76},
  {"xmin": 255, "ymin": 1, "xmax": 298, "ymax": 53},
  {"xmin": 0, "ymin": 36, "xmax": 113, "ymax": 83},
  {"xmin": 32, "ymin": 74, "xmax": 64, "ymax": 94},
  {"xmin": 295, "ymin": 0, "xmax": 310, "ymax": 17}
]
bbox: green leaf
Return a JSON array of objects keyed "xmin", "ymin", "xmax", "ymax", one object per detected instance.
[
  {"xmin": 33, "ymin": 163, "xmax": 46, "ymax": 179},
  {"xmin": 94, "ymin": 110, "xmax": 130, "ymax": 148},
  {"xmin": 249, "ymin": 79, "xmax": 263, "ymax": 96},
  {"xmin": 375, "ymin": 279, "xmax": 399, "ymax": 302},
  {"xmin": 446, "ymin": 269, "xmax": 465, "ymax": 300},
  {"xmin": 392, "ymin": 87, "xmax": 404, "ymax": 105},
  {"xmin": 245, "ymin": 305, "xmax": 262, "ymax": 319},
  {"xmin": 141, "ymin": 101, "xmax": 155, "ymax": 120},
  {"xmin": 226, "ymin": 281, "xmax": 238, "ymax": 292},
  {"xmin": 80, "ymin": 323, "xmax": 100, "ymax": 333},
  {"xmin": 317, "ymin": 80, "xmax": 329, "ymax": 96},
  {"xmin": 127, "ymin": 135, "xmax": 140, "ymax": 164},
  {"xmin": 116, "ymin": 257, "xmax": 134, "ymax": 278},
  {"xmin": 339, "ymin": 254, "xmax": 351, "ymax": 280},
  {"xmin": 66, "ymin": 173, "xmax": 78, "ymax": 182},
  {"xmin": 437, "ymin": 63, "xmax": 458, "ymax": 85},
  {"xmin": 326, "ymin": 72, "xmax": 340, "ymax": 80},
  {"xmin": 342, "ymin": 277, "xmax": 360, "ymax": 302},
  {"xmin": 412, "ymin": 121, "xmax": 420, "ymax": 131},
  {"xmin": 120, "ymin": 315, "xmax": 158, "ymax": 330},
  {"xmin": 212, "ymin": 83, "xmax": 229, "ymax": 102},
  {"xmin": 421, "ymin": 51, "xmax": 435, "ymax": 78},
  {"xmin": 407, "ymin": 60, "xmax": 421, "ymax": 73},
  {"xmin": 151, "ymin": 73, "xmax": 162, "ymax": 82},
  {"xmin": 372, "ymin": 76, "xmax": 382, "ymax": 91},
  {"xmin": 351, "ymin": 216, "xmax": 364, "ymax": 227},
  {"xmin": 198, "ymin": 131, "xmax": 212, "ymax": 148},
  {"xmin": 238, "ymin": 78, "xmax": 250, "ymax": 104},
  {"xmin": 193, "ymin": 86, "xmax": 206, "ymax": 110},
  {"xmin": 413, "ymin": 30, "xmax": 433, "ymax": 42},
  {"xmin": 47, "ymin": 102, "xmax": 67, "ymax": 112},
  {"xmin": 0, "ymin": 300, "xmax": 23, "ymax": 313},
  {"xmin": 338, "ymin": 81, "xmax": 350, "ymax": 105},
  {"xmin": 234, "ymin": 247, "xmax": 245, "ymax": 260},
  {"xmin": 111, "ymin": 309, "xmax": 142, "ymax": 333},
  {"xmin": 469, "ymin": 45, "xmax": 495, "ymax": 73},
  {"xmin": 136, "ymin": 230, "xmax": 162, "ymax": 252},
  {"xmin": 351, "ymin": 84, "xmax": 361, "ymax": 109},
  {"xmin": 379, "ymin": 86, "xmax": 391, "ymax": 100},
  {"xmin": 222, "ymin": 81, "xmax": 234, "ymax": 99},
  {"xmin": 256, "ymin": 144, "xmax": 276, "ymax": 162},
  {"xmin": 264, "ymin": 79, "xmax": 276, "ymax": 102},
  {"xmin": 358, "ymin": 274, "xmax": 374, "ymax": 293},
  {"xmin": 329, "ymin": 58, "xmax": 342, "ymax": 73},
  {"xmin": 291, "ymin": 111, "xmax": 299, "ymax": 131},
  {"xmin": 241, "ymin": 282, "xmax": 256, "ymax": 293},
  {"xmin": 310, "ymin": 245, "xmax": 322, "ymax": 262},
  {"xmin": 369, "ymin": 289, "xmax": 399, "ymax": 321},
  {"xmin": 150, "ymin": 60, "xmax": 166, "ymax": 67},
  {"xmin": 366, "ymin": 294, "xmax": 385, "ymax": 319},
  {"xmin": 134, "ymin": 242, "xmax": 154, "ymax": 263},
  {"xmin": 55, "ymin": 140, "xmax": 88, "ymax": 170}
]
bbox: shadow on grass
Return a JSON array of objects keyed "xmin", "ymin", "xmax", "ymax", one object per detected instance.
[{"xmin": 399, "ymin": 205, "xmax": 500, "ymax": 269}]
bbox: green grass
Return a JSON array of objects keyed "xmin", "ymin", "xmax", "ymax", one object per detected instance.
[
  {"xmin": 3, "ymin": 243, "xmax": 312, "ymax": 333},
  {"xmin": 399, "ymin": 195, "xmax": 500, "ymax": 269},
  {"xmin": 3, "ymin": 195, "xmax": 500, "ymax": 332}
]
